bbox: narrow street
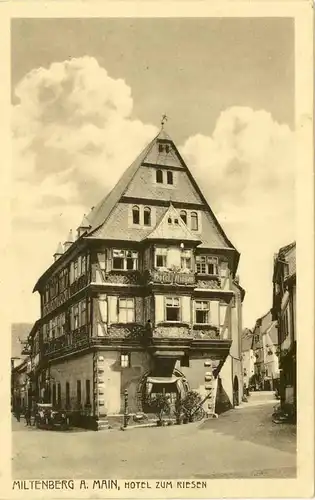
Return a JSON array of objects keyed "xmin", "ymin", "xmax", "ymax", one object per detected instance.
[{"xmin": 12, "ymin": 391, "xmax": 296, "ymax": 479}]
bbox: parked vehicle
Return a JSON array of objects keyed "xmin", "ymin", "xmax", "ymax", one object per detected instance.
[{"xmin": 35, "ymin": 403, "xmax": 70, "ymax": 431}]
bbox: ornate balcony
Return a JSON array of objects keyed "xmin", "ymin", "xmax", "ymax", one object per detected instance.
[
  {"xmin": 104, "ymin": 270, "xmax": 141, "ymax": 286},
  {"xmin": 145, "ymin": 269, "xmax": 196, "ymax": 286}
]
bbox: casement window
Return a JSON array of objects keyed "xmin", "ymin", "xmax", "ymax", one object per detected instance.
[
  {"xmin": 195, "ymin": 301, "xmax": 210, "ymax": 324},
  {"xmin": 73, "ymin": 304, "xmax": 80, "ymax": 329},
  {"xmin": 132, "ymin": 205, "xmax": 140, "ymax": 225},
  {"xmin": 167, "ymin": 171, "xmax": 173, "ymax": 185},
  {"xmin": 155, "ymin": 248, "xmax": 167, "ymax": 268},
  {"xmin": 52, "ymin": 384, "xmax": 57, "ymax": 406},
  {"xmin": 77, "ymin": 380, "xmax": 81, "ymax": 406},
  {"xmin": 180, "ymin": 250, "xmax": 192, "ymax": 270},
  {"xmin": 196, "ymin": 255, "xmax": 219, "ymax": 275},
  {"xmin": 56, "ymin": 315, "xmax": 62, "ymax": 337},
  {"xmin": 81, "ymin": 255, "xmax": 86, "ymax": 275},
  {"xmin": 73, "ymin": 260, "xmax": 79, "ymax": 281},
  {"xmin": 57, "ymin": 383, "xmax": 61, "ymax": 408},
  {"xmin": 191, "ymin": 212, "xmax": 198, "ymax": 231},
  {"xmin": 65, "ymin": 382, "xmax": 70, "ymax": 408},
  {"xmin": 112, "ymin": 249, "xmax": 139, "ymax": 270},
  {"xmin": 158, "ymin": 144, "xmax": 164, "ymax": 154},
  {"xmin": 85, "ymin": 379, "xmax": 91, "ymax": 405},
  {"xmin": 118, "ymin": 298, "xmax": 135, "ymax": 323},
  {"xmin": 180, "ymin": 210, "xmax": 187, "ymax": 225},
  {"xmin": 143, "ymin": 207, "xmax": 151, "ymax": 226},
  {"xmin": 81, "ymin": 300, "xmax": 87, "ymax": 326},
  {"xmin": 51, "ymin": 317, "xmax": 56, "ymax": 339},
  {"xmin": 120, "ymin": 353, "xmax": 131, "ymax": 368},
  {"xmin": 61, "ymin": 313, "xmax": 66, "ymax": 336},
  {"xmin": 156, "ymin": 170, "xmax": 163, "ymax": 183},
  {"xmin": 165, "ymin": 297, "xmax": 181, "ymax": 322}
]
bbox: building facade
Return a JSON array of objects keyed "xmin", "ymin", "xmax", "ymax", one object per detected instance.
[
  {"xmin": 25, "ymin": 128, "xmax": 245, "ymax": 429},
  {"xmin": 272, "ymin": 242, "xmax": 296, "ymax": 418},
  {"xmin": 251, "ymin": 311, "xmax": 279, "ymax": 391},
  {"xmin": 241, "ymin": 329, "xmax": 255, "ymax": 391}
]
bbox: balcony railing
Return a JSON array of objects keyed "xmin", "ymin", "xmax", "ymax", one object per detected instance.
[{"xmin": 146, "ymin": 269, "xmax": 196, "ymax": 286}]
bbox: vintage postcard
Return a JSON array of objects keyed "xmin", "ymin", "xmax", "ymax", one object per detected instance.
[{"xmin": 0, "ymin": 1, "xmax": 314, "ymax": 499}]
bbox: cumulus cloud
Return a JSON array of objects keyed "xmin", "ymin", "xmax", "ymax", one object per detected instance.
[
  {"xmin": 12, "ymin": 58, "xmax": 295, "ymax": 327},
  {"xmin": 181, "ymin": 107, "xmax": 295, "ymax": 326}
]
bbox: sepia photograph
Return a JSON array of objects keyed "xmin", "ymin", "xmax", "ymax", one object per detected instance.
[{"xmin": 7, "ymin": 9, "xmax": 312, "ymax": 496}]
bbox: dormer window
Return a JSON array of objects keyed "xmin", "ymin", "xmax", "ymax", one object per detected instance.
[
  {"xmin": 132, "ymin": 205, "xmax": 140, "ymax": 225},
  {"xmin": 167, "ymin": 171, "xmax": 173, "ymax": 185},
  {"xmin": 156, "ymin": 170, "xmax": 163, "ymax": 183},
  {"xmin": 191, "ymin": 211, "xmax": 198, "ymax": 231},
  {"xmin": 143, "ymin": 207, "xmax": 151, "ymax": 226},
  {"xmin": 180, "ymin": 210, "xmax": 187, "ymax": 225}
]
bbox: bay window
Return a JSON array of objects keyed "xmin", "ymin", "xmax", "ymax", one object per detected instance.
[
  {"xmin": 112, "ymin": 249, "xmax": 138, "ymax": 270},
  {"xmin": 196, "ymin": 255, "xmax": 219, "ymax": 275},
  {"xmin": 118, "ymin": 298, "xmax": 135, "ymax": 323},
  {"xmin": 195, "ymin": 301, "xmax": 210, "ymax": 324},
  {"xmin": 165, "ymin": 297, "xmax": 180, "ymax": 322}
]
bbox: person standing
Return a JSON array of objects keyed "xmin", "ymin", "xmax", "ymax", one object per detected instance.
[{"xmin": 25, "ymin": 407, "xmax": 31, "ymax": 426}]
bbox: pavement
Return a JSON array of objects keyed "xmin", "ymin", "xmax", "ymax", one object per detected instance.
[{"xmin": 12, "ymin": 391, "xmax": 296, "ymax": 479}]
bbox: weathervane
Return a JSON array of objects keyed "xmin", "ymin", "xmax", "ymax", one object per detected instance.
[{"xmin": 161, "ymin": 114, "xmax": 168, "ymax": 128}]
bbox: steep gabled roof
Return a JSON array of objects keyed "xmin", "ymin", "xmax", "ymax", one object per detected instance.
[{"xmin": 143, "ymin": 203, "xmax": 201, "ymax": 243}]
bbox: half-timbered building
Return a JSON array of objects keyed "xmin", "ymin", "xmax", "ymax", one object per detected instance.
[{"xmin": 27, "ymin": 127, "xmax": 245, "ymax": 429}]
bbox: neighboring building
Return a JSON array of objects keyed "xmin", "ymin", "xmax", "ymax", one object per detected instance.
[
  {"xmin": 251, "ymin": 311, "xmax": 279, "ymax": 391},
  {"xmin": 25, "ymin": 127, "xmax": 245, "ymax": 429},
  {"xmin": 272, "ymin": 242, "xmax": 296, "ymax": 416},
  {"xmin": 241, "ymin": 329, "xmax": 255, "ymax": 390},
  {"xmin": 11, "ymin": 357, "xmax": 32, "ymax": 411}
]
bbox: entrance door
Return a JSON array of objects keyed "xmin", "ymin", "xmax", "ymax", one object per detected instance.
[{"xmin": 150, "ymin": 383, "xmax": 178, "ymax": 414}]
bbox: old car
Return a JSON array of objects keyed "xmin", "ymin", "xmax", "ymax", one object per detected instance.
[{"xmin": 35, "ymin": 403, "xmax": 70, "ymax": 431}]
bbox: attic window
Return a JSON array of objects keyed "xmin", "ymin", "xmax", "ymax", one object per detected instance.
[
  {"xmin": 132, "ymin": 205, "xmax": 140, "ymax": 225},
  {"xmin": 156, "ymin": 170, "xmax": 163, "ymax": 183},
  {"xmin": 168, "ymin": 217, "xmax": 172, "ymax": 224},
  {"xmin": 158, "ymin": 144, "xmax": 164, "ymax": 153},
  {"xmin": 174, "ymin": 218, "xmax": 179, "ymax": 225},
  {"xmin": 167, "ymin": 171, "xmax": 173, "ymax": 185},
  {"xmin": 165, "ymin": 145, "xmax": 170, "ymax": 153}
]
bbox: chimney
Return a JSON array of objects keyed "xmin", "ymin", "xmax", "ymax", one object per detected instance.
[
  {"xmin": 64, "ymin": 229, "xmax": 74, "ymax": 251},
  {"xmin": 77, "ymin": 214, "xmax": 91, "ymax": 239},
  {"xmin": 53, "ymin": 242, "xmax": 64, "ymax": 262}
]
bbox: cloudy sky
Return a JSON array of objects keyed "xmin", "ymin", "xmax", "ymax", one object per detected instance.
[{"xmin": 11, "ymin": 18, "xmax": 295, "ymax": 328}]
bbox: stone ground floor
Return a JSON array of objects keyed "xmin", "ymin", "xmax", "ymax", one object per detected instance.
[{"xmin": 12, "ymin": 391, "xmax": 296, "ymax": 479}]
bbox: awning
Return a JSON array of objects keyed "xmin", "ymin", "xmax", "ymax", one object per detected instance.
[
  {"xmin": 153, "ymin": 351, "xmax": 185, "ymax": 358},
  {"xmin": 147, "ymin": 376, "xmax": 180, "ymax": 384}
]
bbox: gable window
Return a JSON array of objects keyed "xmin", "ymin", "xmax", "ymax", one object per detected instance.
[
  {"xmin": 191, "ymin": 212, "xmax": 198, "ymax": 231},
  {"xmin": 165, "ymin": 145, "xmax": 170, "ymax": 154},
  {"xmin": 168, "ymin": 217, "xmax": 172, "ymax": 224},
  {"xmin": 155, "ymin": 248, "xmax": 167, "ymax": 268},
  {"xmin": 196, "ymin": 255, "xmax": 219, "ymax": 275},
  {"xmin": 180, "ymin": 250, "xmax": 191, "ymax": 270},
  {"xmin": 167, "ymin": 171, "xmax": 173, "ymax": 185},
  {"xmin": 165, "ymin": 297, "xmax": 180, "ymax": 322},
  {"xmin": 121, "ymin": 353, "xmax": 131, "ymax": 368},
  {"xmin": 174, "ymin": 218, "xmax": 179, "ymax": 225},
  {"xmin": 195, "ymin": 301, "xmax": 210, "ymax": 324},
  {"xmin": 180, "ymin": 210, "xmax": 187, "ymax": 224},
  {"xmin": 143, "ymin": 207, "xmax": 151, "ymax": 226},
  {"xmin": 118, "ymin": 298, "xmax": 135, "ymax": 323},
  {"xmin": 156, "ymin": 170, "xmax": 163, "ymax": 183},
  {"xmin": 158, "ymin": 144, "xmax": 164, "ymax": 153},
  {"xmin": 112, "ymin": 249, "xmax": 138, "ymax": 270},
  {"xmin": 132, "ymin": 205, "xmax": 140, "ymax": 225}
]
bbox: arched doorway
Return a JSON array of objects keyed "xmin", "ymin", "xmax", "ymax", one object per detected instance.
[{"xmin": 233, "ymin": 376, "xmax": 239, "ymax": 407}]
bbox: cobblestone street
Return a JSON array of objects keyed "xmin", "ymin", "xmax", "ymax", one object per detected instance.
[{"xmin": 12, "ymin": 392, "xmax": 296, "ymax": 479}]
